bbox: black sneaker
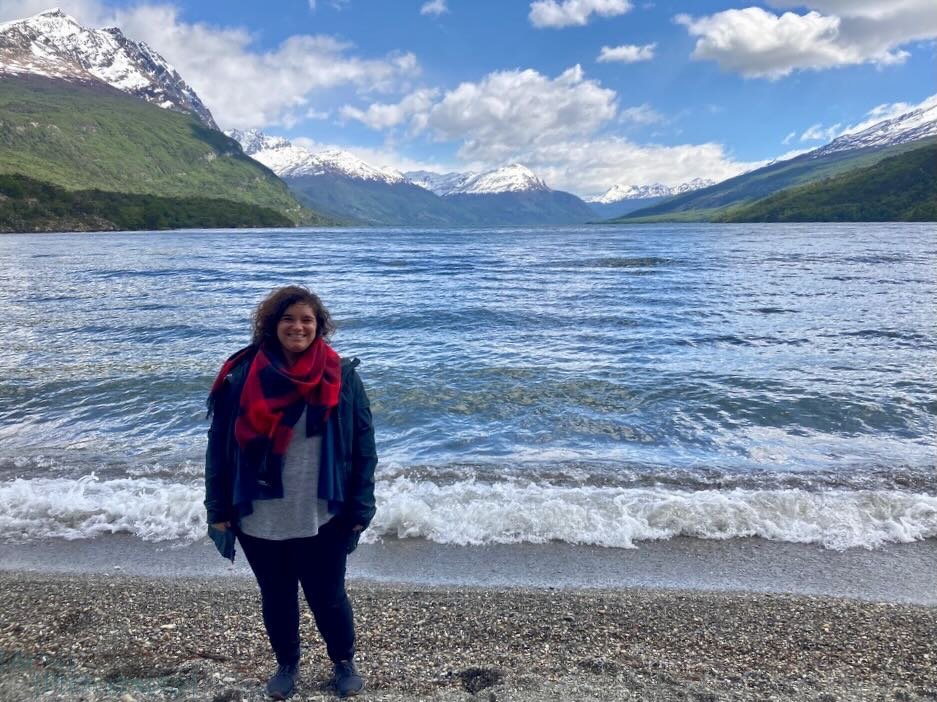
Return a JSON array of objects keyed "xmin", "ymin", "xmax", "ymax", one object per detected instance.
[
  {"xmin": 266, "ymin": 662, "xmax": 298, "ymax": 700},
  {"xmin": 333, "ymin": 659, "xmax": 364, "ymax": 698}
]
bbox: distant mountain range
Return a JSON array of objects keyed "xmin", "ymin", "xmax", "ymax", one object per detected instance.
[
  {"xmin": 1, "ymin": 8, "xmax": 933, "ymax": 229},
  {"xmin": 229, "ymin": 129, "xmax": 595, "ymax": 225},
  {"xmin": 612, "ymin": 98, "xmax": 937, "ymax": 223},
  {"xmin": 584, "ymin": 178, "xmax": 716, "ymax": 219}
]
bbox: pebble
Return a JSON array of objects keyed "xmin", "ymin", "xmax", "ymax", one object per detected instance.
[{"xmin": 0, "ymin": 572, "xmax": 934, "ymax": 701}]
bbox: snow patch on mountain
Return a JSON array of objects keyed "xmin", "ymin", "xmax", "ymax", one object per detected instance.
[
  {"xmin": 588, "ymin": 178, "xmax": 715, "ymax": 204},
  {"xmin": 406, "ymin": 164, "xmax": 553, "ymax": 196},
  {"xmin": 404, "ymin": 170, "xmax": 474, "ymax": 196},
  {"xmin": 811, "ymin": 97, "xmax": 937, "ymax": 158},
  {"xmin": 447, "ymin": 164, "xmax": 550, "ymax": 195},
  {"xmin": 0, "ymin": 8, "xmax": 216, "ymax": 128},
  {"xmin": 227, "ymin": 129, "xmax": 406, "ymax": 183}
]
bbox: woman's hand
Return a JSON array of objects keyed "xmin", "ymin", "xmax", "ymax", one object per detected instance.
[
  {"xmin": 351, "ymin": 524, "xmax": 364, "ymax": 533},
  {"xmin": 210, "ymin": 521, "xmax": 232, "ymax": 532}
]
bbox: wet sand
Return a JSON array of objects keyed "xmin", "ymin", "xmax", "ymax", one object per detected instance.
[{"xmin": 2, "ymin": 534, "xmax": 936, "ymax": 604}]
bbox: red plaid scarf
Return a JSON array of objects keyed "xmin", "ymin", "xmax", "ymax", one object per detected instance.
[{"xmin": 210, "ymin": 338, "xmax": 341, "ymax": 479}]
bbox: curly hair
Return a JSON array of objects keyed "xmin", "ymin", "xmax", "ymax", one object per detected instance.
[{"xmin": 251, "ymin": 285, "xmax": 336, "ymax": 346}]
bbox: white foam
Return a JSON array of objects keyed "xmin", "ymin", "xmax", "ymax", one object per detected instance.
[
  {"xmin": 367, "ymin": 478, "xmax": 937, "ymax": 551},
  {"xmin": 1, "ymin": 475, "xmax": 935, "ymax": 551},
  {"xmin": 0, "ymin": 474, "xmax": 204, "ymax": 542}
]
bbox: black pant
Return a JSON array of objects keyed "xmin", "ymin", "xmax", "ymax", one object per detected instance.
[{"xmin": 238, "ymin": 519, "xmax": 355, "ymax": 665}]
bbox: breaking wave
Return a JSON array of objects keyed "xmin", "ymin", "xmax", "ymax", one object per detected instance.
[{"xmin": 2, "ymin": 474, "xmax": 935, "ymax": 552}]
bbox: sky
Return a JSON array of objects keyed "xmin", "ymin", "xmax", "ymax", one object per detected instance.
[{"xmin": 1, "ymin": 0, "xmax": 935, "ymax": 198}]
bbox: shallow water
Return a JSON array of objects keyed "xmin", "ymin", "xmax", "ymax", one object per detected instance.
[{"xmin": 1, "ymin": 223, "xmax": 935, "ymax": 550}]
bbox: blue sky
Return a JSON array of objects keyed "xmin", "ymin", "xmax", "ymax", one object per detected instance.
[{"xmin": 3, "ymin": 0, "xmax": 935, "ymax": 196}]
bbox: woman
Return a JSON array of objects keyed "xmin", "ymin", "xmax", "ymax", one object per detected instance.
[{"xmin": 204, "ymin": 285, "xmax": 377, "ymax": 700}]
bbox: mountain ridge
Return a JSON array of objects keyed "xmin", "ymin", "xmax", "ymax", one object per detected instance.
[
  {"xmin": 611, "ymin": 100, "xmax": 937, "ymax": 223},
  {"xmin": 0, "ymin": 8, "xmax": 216, "ymax": 128},
  {"xmin": 228, "ymin": 129, "xmax": 596, "ymax": 224}
]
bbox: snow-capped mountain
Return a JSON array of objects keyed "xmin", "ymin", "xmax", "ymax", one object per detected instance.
[
  {"xmin": 810, "ymin": 97, "xmax": 937, "ymax": 159},
  {"xmin": 0, "ymin": 8, "xmax": 216, "ymax": 129},
  {"xmin": 588, "ymin": 183, "xmax": 671, "ymax": 204},
  {"xmin": 228, "ymin": 128, "xmax": 406, "ymax": 184},
  {"xmin": 404, "ymin": 170, "xmax": 474, "ymax": 196},
  {"xmin": 588, "ymin": 178, "xmax": 715, "ymax": 204},
  {"xmin": 449, "ymin": 164, "xmax": 550, "ymax": 195},
  {"xmin": 675, "ymin": 177, "xmax": 717, "ymax": 194},
  {"xmin": 406, "ymin": 164, "xmax": 556, "ymax": 196}
]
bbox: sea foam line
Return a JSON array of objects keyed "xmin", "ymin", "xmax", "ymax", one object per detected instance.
[
  {"xmin": 371, "ymin": 477, "xmax": 937, "ymax": 551},
  {"xmin": 1, "ymin": 475, "xmax": 935, "ymax": 551}
]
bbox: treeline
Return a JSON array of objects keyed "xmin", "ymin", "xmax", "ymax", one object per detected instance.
[
  {"xmin": 719, "ymin": 144, "xmax": 937, "ymax": 222},
  {"xmin": 0, "ymin": 173, "xmax": 293, "ymax": 232}
]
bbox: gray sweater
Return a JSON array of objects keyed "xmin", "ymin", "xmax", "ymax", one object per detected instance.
[{"xmin": 239, "ymin": 409, "xmax": 335, "ymax": 540}]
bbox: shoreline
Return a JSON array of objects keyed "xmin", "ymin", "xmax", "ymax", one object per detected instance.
[
  {"xmin": 2, "ymin": 534, "xmax": 936, "ymax": 605},
  {"xmin": 1, "ymin": 571, "xmax": 935, "ymax": 701}
]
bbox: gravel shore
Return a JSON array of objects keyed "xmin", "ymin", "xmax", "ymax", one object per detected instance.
[{"xmin": 0, "ymin": 572, "xmax": 934, "ymax": 701}]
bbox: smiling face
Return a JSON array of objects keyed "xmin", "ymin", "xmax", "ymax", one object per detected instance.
[{"xmin": 276, "ymin": 302, "xmax": 318, "ymax": 364}]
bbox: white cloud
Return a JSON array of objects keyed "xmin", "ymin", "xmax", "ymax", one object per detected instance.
[
  {"xmin": 107, "ymin": 5, "xmax": 420, "ymax": 129},
  {"xmin": 422, "ymin": 65, "xmax": 618, "ymax": 162},
  {"xmin": 521, "ymin": 138, "xmax": 763, "ymax": 196},
  {"xmin": 782, "ymin": 131, "xmax": 796, "ymax": 145},
  {"xmin": 420, "ymin": 0, "xmax": 448, "ymax": 16},
  {"xmin": 340, "ymin": 88, "xmax": 439, "ymax": 130},
  {"xmin": 597, "ymin": 42, "xmax": 656, "ymax": 63},
  {"xmin": 619, "ymin": 103, "xmax": 663, "ymax": 124},
  {"xmin": 676, "ymin": 2, "xmax": 936, "ymax": 79},
  {"xmin": 308, "ymin": 0, "xmax": 316, "ymax": 10},
  {"xmin": 529, "ymin": 0, "xmax": 631, "ymax": 28},
  {"xmin": 332, "ymin": 65, "xmax": 755, "ymax": 196},
  {"xmin": 799, "ymin": 122, "xmax": 842, "ymax": 141}
]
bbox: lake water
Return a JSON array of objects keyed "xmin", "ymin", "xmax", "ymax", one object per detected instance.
[{"xmin": 1, "ymin": 223, "xmax": 935, "ymax": 553}]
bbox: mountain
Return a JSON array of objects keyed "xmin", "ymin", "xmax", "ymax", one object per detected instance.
[
  {"xmin": 230, "ymin": 129, "xmax": 406, "ymax": 183},
  {"xmin": 612, "ymin": 102, "xmax": 937, "ymax": 223},
  {"xmin": 232, "ymin": 132, "xmax": 596, "ymax": 225},
  {"xmin": 0, "ymin": 75, "xmax": 320, "ymax": 230},
  {"xmin": 718, "ymin": 143, "xmax": 937, "ymax": 222},
  {"xmin": 809, "ymin": 97, "xmax": 937, "ymax": 158},
  {"xmin": 587, "ymin": 178, "xmax": 715, "ymax": 219},
  {"xmin": 0, "ymin": 8, "xmax": 216, "ymax": 128},
  {"xmin": 447, "ymin": 164, "xmax": 549, "ymax": 194},
  {"xmin": 589, "ymin": 178, "xmax": 715, "ymax": 204},
  {"xmin": 437, "ymin": 163, "xmax": 594, "ymax": 224},
  {"xmin": 0, "ymin": 9, "xmax": 325, "ymax": 230},
  {"xmin": 404, "ymin": 170, "xmax": 473, "ymax": 195},
  {"xmin": 228, "ymin": 129, "xmax": 457, "ymax": 225},
  {"xmin": 0, "ymin": 172, "xmax": 293, "ymax": 232},
  {"xmin": 446, "ymin": 188, "xmax": 596, "ymax": 225}
]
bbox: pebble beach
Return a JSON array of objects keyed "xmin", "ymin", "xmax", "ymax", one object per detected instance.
[{"xmin": 1, "ymin": 572, "xmax": 935, "ymax": 702}]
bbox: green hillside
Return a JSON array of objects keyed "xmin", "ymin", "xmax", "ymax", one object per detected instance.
[
  {"xmin": 611, "ymin": 137, "xmax": 937, "ymax": 223},
  {"xmin": 0, "ymin": 173, "xmax": 294, "ymax": 232},
  {"xmin": 717, "ymin": 144, "xmax": 937, "ymax": 222},
  {"xmin": 0, "ymin": 75, "xmax": 328, "ymax": 226}
]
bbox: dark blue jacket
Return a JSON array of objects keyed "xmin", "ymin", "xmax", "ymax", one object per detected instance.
[{"xmin": 204, "ymin": 346, "xmax": 377, "ymax": 559}]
